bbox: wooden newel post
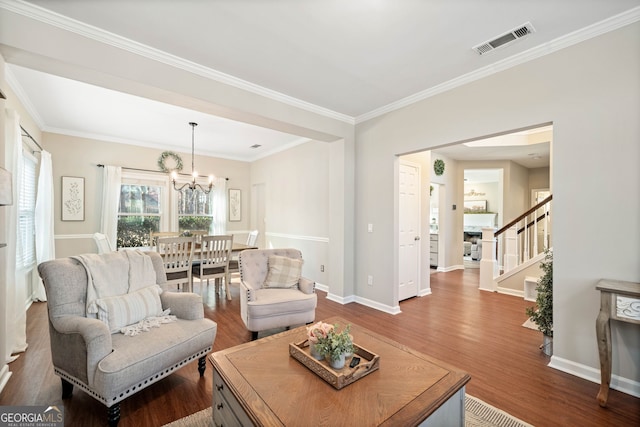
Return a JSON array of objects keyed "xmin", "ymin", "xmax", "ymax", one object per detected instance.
[{"xmin": 479, "ymin": 227, "xmax": 498, "ymax": 292}]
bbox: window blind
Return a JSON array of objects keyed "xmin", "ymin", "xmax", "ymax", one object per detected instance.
[{"xmin": 17, "ymin": 152, "xmax": 37, "ymax": 270}]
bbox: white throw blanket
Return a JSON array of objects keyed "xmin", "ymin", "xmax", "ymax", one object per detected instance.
[
  {"xmin": 120, "ymin": 309, "xmax": 177, "ymax": 336},
  {"xmin": 73, "ymin": 250, "xmax": 158, "ymax": 316}
]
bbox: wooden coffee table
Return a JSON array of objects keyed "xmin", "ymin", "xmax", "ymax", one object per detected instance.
[{"xmin": 210, "ymin": 316, "xmax": 470, "ymax": 426}]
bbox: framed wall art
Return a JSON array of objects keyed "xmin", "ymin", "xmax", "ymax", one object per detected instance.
[
  {"xmin": 61, "ymin": 176, "xmax": 85, "ymax": 221},
  {"xmin": 229, "ymin": 188, "xmax": 241, "ymax": 222},
  {"xmin": 463, "ymin": 200, "xmax": 487, "ymax": 213}
]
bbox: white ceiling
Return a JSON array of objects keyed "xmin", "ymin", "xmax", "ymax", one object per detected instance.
[{"xmin": 2, "ymin": 0, "xmax": 639, "ymax": 162}]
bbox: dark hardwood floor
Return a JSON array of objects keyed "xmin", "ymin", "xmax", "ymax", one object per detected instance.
[{"xmin": 1, "ymin": 269, "xmax": 638, "ymax": 426}]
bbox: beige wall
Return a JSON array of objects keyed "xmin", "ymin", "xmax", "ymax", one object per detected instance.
[
  {"xmin": 355, "ymin": 23, "xmax": 640, "ymax": 389},
  {"xmin": 43, "ymin": 132, "xmax": 251, "ymax": 257},
  {"xmin": 403, "ymin": 150, "xmax": 551, "ymax": 279},
  {"xmin": 1, "ymin": 17, "xmax": 638, "ymax": 398},
  {"xmin": 529, "ymin": 167, "xmax": 550, "ymax": 195},
  {"xmin": 464, "ymin": 181, "xmax": 499, "ymax": 214},
  {"xmin": 250, "ymin": 140, "xmax": 330, "ymax": 285}
]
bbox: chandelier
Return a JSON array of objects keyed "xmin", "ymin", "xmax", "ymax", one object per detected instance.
[{"xmin": 171, "ymin": 122, "xmax": 214, "ymax": 194}]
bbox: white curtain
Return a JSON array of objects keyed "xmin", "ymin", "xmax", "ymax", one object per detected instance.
[
  {"xmin": 100, "ymin": 165, "xmax": 122, "ymax": 250},
  {"xmin": 4, "ymin": 109, "xmax": 28, "ymax": 363},
  {"xmin": 33, "ymin": 150, "xmax": 55, "ymax": 301},
  {"xmin": 211, "ymin": 177, "xmax": 227, "ymax": 235}
]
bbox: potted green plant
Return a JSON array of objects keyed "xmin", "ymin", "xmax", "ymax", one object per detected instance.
[
  {"xmin": 315, "ymin": 323, "xmax": 354, "ymax": 369},
  {"xmin": 306, "ymin": 321, "xmax": 334, "ymax": 360},
  {"xmin": 526, "ymin": 248, "xmax": 553, "ymax": 355}
]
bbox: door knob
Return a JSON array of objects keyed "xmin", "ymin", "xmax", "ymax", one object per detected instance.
[{"xmin": 414, "ymin": 236, "xmax": 421, "ymax": 241}]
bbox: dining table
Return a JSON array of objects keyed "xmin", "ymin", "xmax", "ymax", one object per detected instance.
[{"xmin": 230, "ymin": 242, "xmax": 258, "ymax": 253}]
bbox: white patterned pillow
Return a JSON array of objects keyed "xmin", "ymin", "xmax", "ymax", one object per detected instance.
[
  {"xmin": 263, "ymin": 255, "xmax": 303, "ymax": 289},
  {"xmin": 95, "ymin": 285, "xmax": 163, "ymax": 333}
]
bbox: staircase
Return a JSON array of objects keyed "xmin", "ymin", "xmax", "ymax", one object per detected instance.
[{"xmin": 478, "ymin": 195, "xmax": 552, "ymax": 294}]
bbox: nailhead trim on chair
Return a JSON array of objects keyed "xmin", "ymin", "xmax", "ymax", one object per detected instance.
[{"xmin": 54, "ymin": 346, "xmax": 212, "ymax": 406}]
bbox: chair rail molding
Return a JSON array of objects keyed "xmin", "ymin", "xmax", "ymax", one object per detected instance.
[
  {"xmin": 54, "ymin": 234, "xmax": 95, "ymax": 240},
  {"xmin": 265, "ymin": 232, "xmax": 329, "ymax": 243}
]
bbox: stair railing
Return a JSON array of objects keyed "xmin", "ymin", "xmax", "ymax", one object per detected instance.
[
  {"xmin": 494, "ymin": 194, "xmax": 552, "ymax": 272},
  {"xmin": 478, "ymin": 195, "xmax": 552, "ymax": 291}
]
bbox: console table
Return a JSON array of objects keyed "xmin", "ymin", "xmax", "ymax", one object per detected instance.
[
  {"xmin": 595, "ymin": 279, "xmax": 640, "ymax": 407},
  {"xmin": 210, "ymin": 316, "xmax": 470, "ymax": 426}
]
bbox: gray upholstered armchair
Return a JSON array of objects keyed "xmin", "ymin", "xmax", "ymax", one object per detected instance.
[
  {"xmin": 238, "ymin": 248, "xmax": 317, "ymax": 340},
  {"xmin": 37, "ymin": 250, "xmax": 217, "ymax": 427}
]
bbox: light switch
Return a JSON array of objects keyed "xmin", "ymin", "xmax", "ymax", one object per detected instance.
[{"xmin": 368, "ymin": 223, "xmax": 373, "ymax": 233}]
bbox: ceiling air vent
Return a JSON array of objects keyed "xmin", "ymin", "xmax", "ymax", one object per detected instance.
[{"xmin": 472, "ymin": 22, "xmax": 535, "ymax": 55}]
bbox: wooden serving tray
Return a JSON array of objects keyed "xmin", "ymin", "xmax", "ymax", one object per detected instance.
[{"xmin": 289, "ymin": 339, "xmax": 380, "ymax": 389}]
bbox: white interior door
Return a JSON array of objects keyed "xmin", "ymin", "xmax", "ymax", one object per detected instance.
[{"xmin": 399, "ymin": 161, "xmax": 420, "ymax": 301}]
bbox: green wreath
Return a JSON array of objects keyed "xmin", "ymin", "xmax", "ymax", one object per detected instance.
[
  {"xmin": 434, "ymin": 159, "xmax": 445, "ymax": 176},
  {"xmin": 157, "ymin": 151, "xmax": 183, "ymax": 173}
]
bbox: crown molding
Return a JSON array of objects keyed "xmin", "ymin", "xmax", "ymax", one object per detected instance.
[
  {"xmin": 3, "ymin": 1, "xmax": 638, "ymax": 128},
  {"xmin": 355, "ymin": 6, "xmax": 640, "ymax": 124},
  {"xmin": 39, "ymin": 124, "xmax": 311, "ymax": 163},
  {"xmin": 0, "ymin": 0, "xmax": 354, "ymax": 125},
  {"xmin": 4, "ymin": 65, "xmax": 45, "ymax": 128}
]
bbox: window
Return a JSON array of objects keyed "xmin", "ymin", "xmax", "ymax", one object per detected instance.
[
  {"xmin": 117, "ymin": 183, "xmax": 164, "ymax": 248},
  {"xmin": 116, "ymin": 172, "xmax": 216, "ymax": 248},
  {"xmin": 117, "ymin": 171, "xmax": 169, "ymax": 248},
  {"xmin": 177, "ymin": 188, "xmax": 214, "ymax": 234},
  {"xmin": 17, "ymin": 150, "xmax": 37, "ymax": 270}
]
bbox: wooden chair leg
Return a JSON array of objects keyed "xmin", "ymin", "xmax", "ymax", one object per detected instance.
[
  {"xmin": 107, "ymin": 403, "xmax": 120, "ymax": 427},
  {"xmin": 225, "ymin": 276, "xmax": 232, "ymax": 301}
]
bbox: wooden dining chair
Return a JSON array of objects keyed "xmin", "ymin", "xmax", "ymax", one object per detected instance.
[
  {"xmin": 150, "ymin": 231, "xmax": 180, "ymax": 247},
  {"xmin": 192, "ymin": 235, "xmax": 234, "ymax": 299},
  {"xmin": 228, "ymin": 230, "xmax": 259, "ymax": 281},
  {"xmin": 92, "ymin": 232, "xmax": 115, "ymax": 254},
  {"xmin": 156, "ymin": 236, "xmax": 195, "ymax": 292},
  {"xmin": 246, "ymin": 230, "xmax": 259, "ymax": 246},
  {"xmin": 186, "ymin": 230, "xmax": 209, "ymax": 245}
]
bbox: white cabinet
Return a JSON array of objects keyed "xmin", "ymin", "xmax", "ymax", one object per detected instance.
[
  {"xmin": 430, "ymin": 234, "xmax": 438, "ymax": 267},
  {"xmin": 213, "ymin": 369, "xmax": 254, "ymax": 426}
]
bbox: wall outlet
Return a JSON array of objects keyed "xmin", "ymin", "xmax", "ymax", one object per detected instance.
[
  {"xmin": 367, "ymin": 275, "xmax": 373, "ymax": 286},
  {"xmin": 320, "ymin": 265, "xmax": 324, "ymax": 272}
]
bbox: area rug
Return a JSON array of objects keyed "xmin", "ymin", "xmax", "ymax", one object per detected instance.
[
  {"xmin": 522, "ymin": 318, "xmax": 538, "ymax": 330},
  {"xmin": 162, "ymin": 394, "xmax": 534, "ymax": 427}
]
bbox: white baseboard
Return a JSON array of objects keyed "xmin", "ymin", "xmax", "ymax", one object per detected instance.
[
  {"xmin": 549, "ymin": 355, "xmax": 640, "ymax": 399},
  {"xmin": 353, "ymin": 295, "xmax": 401, "ymax": 315},
  {"xmin": 325, "ymin": 292, "xmax": 355, "ymax": 305},
  {"xmin": 496, "ymin": 287, "xmax": 524, "ymax": 298},
  {"xmin": 324, "ymin": 291, "xmax": 401, "ymax": 315},
  {"xmin": 0, "ymin": 364, "xmax": 12, "ymax": 396},
  {"xmin": 418, "ymin": 287, "xmax": 432, "ymax": 297},
  {"xmin": 314, "ymin": 282, "xmax": 329, "ymax": 293},
  {"xmin": 438, "ymin": 264, "xmax": 463, "ymax": 272}
]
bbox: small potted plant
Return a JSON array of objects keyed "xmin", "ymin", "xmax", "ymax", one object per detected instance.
[
  {"xmin": 526, "ymin": 248, "xmax": 553, "ymax": 355},
  {"xmin": 306, "ymin": 321, "xmax": 334, "ymax": 360},
  {"xmin": 315, "ymin": 323, "xmax": 354, "ymax": 369}
]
